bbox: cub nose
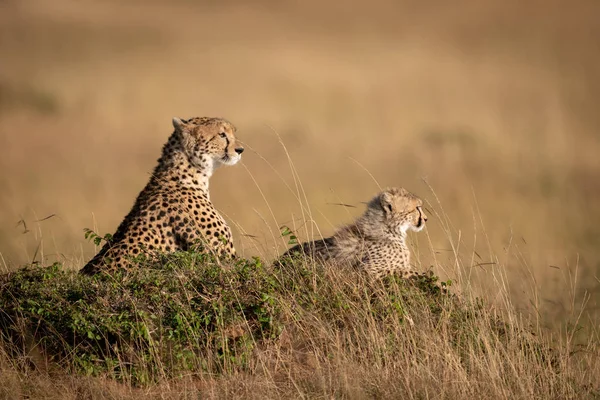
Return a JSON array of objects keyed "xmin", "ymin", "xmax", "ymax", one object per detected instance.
[
  {"xmin": 423, "ymin": 214, "xmax": 428, "ymax": 221},
  {"xmin": 235, "ymin": 147, "xmax": 244, "ymax": 154}
]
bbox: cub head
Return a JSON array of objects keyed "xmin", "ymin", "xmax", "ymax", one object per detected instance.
[
  {"xmin": 366, "ymin": 187, "xmax": 427, "ymax": 235},
  {"xmin": 172, "ymin": 116, "xmax": 244, "ymax": 169}
]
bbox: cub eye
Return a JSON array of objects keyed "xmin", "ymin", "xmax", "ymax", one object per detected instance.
[{"xmin": 219, "ymin": 132, "xmax": 227, "ymax": 138}]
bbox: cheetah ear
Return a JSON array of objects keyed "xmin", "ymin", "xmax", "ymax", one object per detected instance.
[
  {"xmin": 172, "ymin": 117, "xmax": 187, "ymax": 132},
  {"xmin": 380, "ymin": 192, "xmax": 395, "ymax": 215}
]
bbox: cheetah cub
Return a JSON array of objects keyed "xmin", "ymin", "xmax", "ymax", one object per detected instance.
[
  {"xmin": 283, "ymin": 187, "xmax": 427, "ymax": 278},
  {"xmin": 81, "ymin": 117, "xmax": 244, "ymax": 275}
]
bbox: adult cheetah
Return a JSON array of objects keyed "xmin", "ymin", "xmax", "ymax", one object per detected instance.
[
  {"xmin": 81, "ymin": 117, "xmax": 244, "ymax": 275},
  {"xmin": 282, "ymin": 187, "xmax": 427, "ymax": 278}
]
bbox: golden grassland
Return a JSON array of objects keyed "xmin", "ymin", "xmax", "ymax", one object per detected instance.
[{"xmin": 0, "ymin": 0, "xmax": 599, "ymax": 390}]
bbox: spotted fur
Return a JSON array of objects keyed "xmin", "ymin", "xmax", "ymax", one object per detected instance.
[
  {"xmin": 283, "ymin": 187, "xmax": 427, "ymax": 278},
  {"xmin": 81, "ymin": 117, "xmax": 244, "ymax": 275}
]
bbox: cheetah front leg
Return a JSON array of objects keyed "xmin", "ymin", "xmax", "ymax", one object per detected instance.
[{"xmin": 169, "ymin": 215, "xmax": 236, "ymax": 260}]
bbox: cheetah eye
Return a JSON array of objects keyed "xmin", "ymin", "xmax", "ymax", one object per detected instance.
[
  {"xmin": 219, "ymin": 132, "xmax": 227, "ymax": 138},
  {"xmin": 386, "ymin": 204, "xmax": 393, "ymax": 212}
]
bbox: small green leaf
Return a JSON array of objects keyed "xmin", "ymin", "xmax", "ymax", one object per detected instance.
[{"xmin": 288, "ymin": 235, "xmax": 298, "ymax": 245}]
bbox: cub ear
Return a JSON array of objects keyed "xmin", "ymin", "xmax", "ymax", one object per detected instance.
[
  {"xmin": 172, "ymin": 117, "xmax": 187, "ymax": 132},
  {"xmin": 379, "ymin": 191, "xmax": 395, "ymax": 215}
]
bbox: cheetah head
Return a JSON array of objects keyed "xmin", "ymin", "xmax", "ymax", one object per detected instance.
[
  {"xmin": 367, "ymin": 187, "xmax": 427, "ymax": 236},
  {"xmin": 172, "ymin": 117, "xmax": 244, "ymax": 170}
]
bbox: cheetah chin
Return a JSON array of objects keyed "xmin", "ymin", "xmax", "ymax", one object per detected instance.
[
  {"xmin": 410, "ymin": 216, "xmax": 426, "ymax": 232},
  {"xmin": 220, "ymin": 153, "xmax": 242, "ymax": 166}
]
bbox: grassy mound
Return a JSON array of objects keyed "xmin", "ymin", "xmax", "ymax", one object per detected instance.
[
  {"xmin": 0, "ymin": 254, "xmax": 282, "ymax": 383},
  {"xmin": 0, "ymin": 253, "xmax": 597, "ymax": 398}
]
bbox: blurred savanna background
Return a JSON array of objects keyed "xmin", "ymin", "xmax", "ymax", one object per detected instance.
[{"xmin": 0, "ymin": 0, "xmax": 599, "ymax": 326}]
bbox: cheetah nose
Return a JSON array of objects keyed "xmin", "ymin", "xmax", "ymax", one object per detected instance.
[{"xmin": 235, "ymin": 147, "xmax": 244, "ymax": 154}]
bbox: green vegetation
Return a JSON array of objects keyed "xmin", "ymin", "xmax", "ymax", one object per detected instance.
[
  {"xmin": 0, "ymin": 254, "xmax": 281, "ymax": 384},
  {"xmin": 1, "ymin": 253, "xmax": 597, "ymax": 398}
]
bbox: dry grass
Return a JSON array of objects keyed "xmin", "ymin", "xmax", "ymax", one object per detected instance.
[
  {"xmin": 0, "ymin": 0, "xmax": 599, "ymax": 397},
  {"xmin": 0, "ymin": 243, "xmax": 598, "ymax": 399}
]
